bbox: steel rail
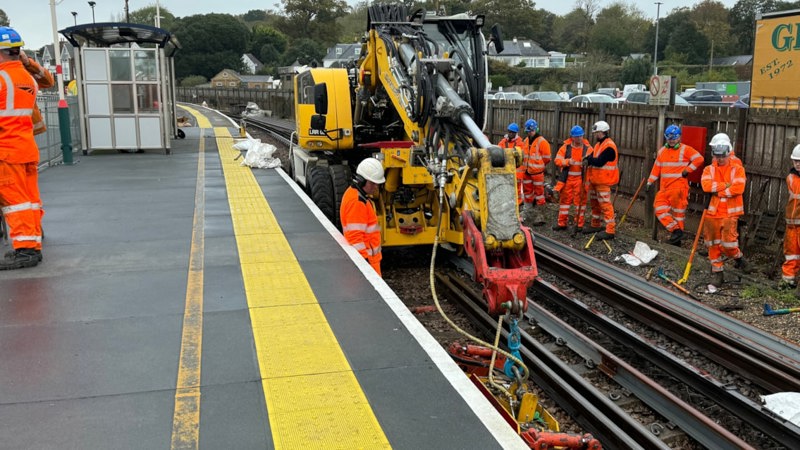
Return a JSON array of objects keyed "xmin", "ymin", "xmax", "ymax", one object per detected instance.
[
  {"xmin": 240, "ymin": 116, "xmax": 295, "ymax": 146},
  {"xmin": 436, "ymin": 272, "xmax": 668, "ymax": 450},
  {"xmin": 533, "ymin": 234, "xmax": 800, "ymax": 393},
  {"xmin": 530, "ymin": 277, "xmax": 799, "ymax": 448}
]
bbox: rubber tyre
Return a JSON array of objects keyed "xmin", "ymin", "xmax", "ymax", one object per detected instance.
[
  {"xmin": 329, "ymin": 165, "xmax": 352, "ymax": 229},
  {"xmin": 308, "ymin": 165, "xmax": 336, "ymax": 225}
]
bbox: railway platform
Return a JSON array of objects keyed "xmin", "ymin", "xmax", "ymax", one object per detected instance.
[{"xmin": 0, "ymin": 105, "xmax": 526, "ymax": 449}]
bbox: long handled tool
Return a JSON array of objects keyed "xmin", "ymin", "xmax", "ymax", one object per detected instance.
[
  {"xmin": 585, "ymin": 177, "xmax": 646, "ymax": 249},
  {"xmin": 656, "ymin": 267, "xmax": 700, "ymax": 300},
  {"xmin": 678, "ymin": 208, "xmax": 708, "ymax": 284},
  {"xmin": 763, "ymin": 303, "xmax": 800, "ymax": 316}
]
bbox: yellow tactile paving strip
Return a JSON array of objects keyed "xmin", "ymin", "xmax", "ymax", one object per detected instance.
[{"xmin": 208, "ymin": 121, "xmax": 391, "ymax": 449}]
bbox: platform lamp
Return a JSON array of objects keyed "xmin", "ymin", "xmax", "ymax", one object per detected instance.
[
  {"xmin": 88, "ymin": 1, "xmax": 96, "ymax": 23},
  {"xmin": 653, "ymin": 2, "xmax": 663, "ymax": 75},
  {"xmin": 49, "ymin": 0, "xmax": 73, "ymax": 164},
  {"xmin": 71, "ymin": 11, "xmax": 78, "ymax": 26}
]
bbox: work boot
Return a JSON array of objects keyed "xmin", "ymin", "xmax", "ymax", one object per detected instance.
[
  {"xmin": 4, "ymin": 249, "xmax": 42, "ymax": 262},
  {"xmin": 734, "ymin": 257, "xmax": 752, "ymax": 273},
  {"xmin": 596, "ymin": 231, "xmax": 615, "ymax": 240},
  {"xmin": 667, "ymin": 229, "xmax": 684, "ymax": 246},
  {"xmin": 552, "ymin": 224, "xmax": 568, "ymax": 231},
  {"xmin": 530, "ymin": 208, "xmax": 545, "ymax": 226},
  {"xmin": 0, "ymin": 249, "xmax": 40, "ymax": 270},
  {"xmin": 583, "ymin": 226, "xmax": 603, "ymax": 234},
  {"xmin": 711, "ymin": 271, "xmax": 724, "ymax": 287}
]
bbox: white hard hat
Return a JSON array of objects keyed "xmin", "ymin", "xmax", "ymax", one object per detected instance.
[
  {"xmin": 592, "ymin": 120, "xmax": 610, "ymax": 133},
  {"xmin": 792, "ymin": 144, "xmax": 800, "ymax": 161},
  {"xmin": 356, "ymin": 158, "xmax": 385, "ymax": 184},
  {"xmin": 709, "ymin": 132, "xmax": 732, "ymax": 156}
]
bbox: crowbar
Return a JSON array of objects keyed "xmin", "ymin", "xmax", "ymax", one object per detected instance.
[
  {"xmin": 657, "ymin": 267, "xmax": 700, "ymax": 300},
  {"xmin": 678, "ymin": 209, "xmax": 708, "ymax": 284},
  {"xmin": 763, "ymin": 303, "xmax": 800, "ymax": 316}
]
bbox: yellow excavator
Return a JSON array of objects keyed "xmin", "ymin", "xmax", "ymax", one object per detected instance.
[{"xmin": 290, "ymin": 4, "xmax": 536, "ymax": 316}]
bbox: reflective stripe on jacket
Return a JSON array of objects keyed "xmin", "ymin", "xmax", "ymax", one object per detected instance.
[
  {"xmin": 587, "ymin": 138, "xmax": 619, "ymax": 186},
  {"xmin": 340, "ymin": 186, "xmax": 382, "ymax": 265},
  {"xmin": 701, "ymin": 162, "xmax": 746, "ymax": 218},
  {"xmin": 647, "ymin": 144, "xmax": 704, "ymax": 191},
  {"xmin": 555, "ymin": 138, "xmax": 590, "ymax": 178},
  {"xmin": 0, "ymin": 60, "xmax": 38, "ymax": 163},
  {"xmin": 522, "ymin": 135, "xmax": 550, "ymax": 175}
]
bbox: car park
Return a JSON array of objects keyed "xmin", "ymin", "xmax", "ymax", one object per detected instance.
[
  {"xmin": 524, "ymin": 91, "xmax": 563, "ymax": 101},
  {"xmin": 570, "ymin": 94, "xmax": 617, "ymax": 104},
  {"xmin": 624, "ymin": 92, "xmax": 691, "ymax": 106},
  {"xmin": 680, "ymin": 89, "xmax": 723, "ymax": 103},
  {"xmin": 493, "ymin": 91, "xmax": 525, "ymax": 101}
]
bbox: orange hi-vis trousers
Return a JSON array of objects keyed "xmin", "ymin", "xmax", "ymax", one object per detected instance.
[
  {"xmin": 782, "ymin": 225, "xmax": 800, "ymax": 282},
  {"xmin": 654, "ymin": 186, "xmax": 688, "ymax": 232},
  {"xmin": 587, "ymin": 183, "xmax": 615, "ymax": 233},
  {"xmin": 703, "ymin": 216, "xmax": 742, "ymax": 273},
  {"xmin": 0, "ymin": 161, "xmax": 42, "ymax": 251},
  {"xmin": 557, "ymin": 176, "xmax": 586, "ymax": 227},
  {"xmin": 517, "ymin": 172, "xmax": 545, "ymax": 206}
]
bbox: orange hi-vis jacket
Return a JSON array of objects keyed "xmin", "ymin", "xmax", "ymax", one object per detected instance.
[
  {"xmin": 587, "ymin": 138, "xmax": 619, "ymax": 186},
  {"xmin": 555, "ymin": 138, "xmax": 591, "ymax": 178},
  {"xmin": 0, "ymin": 60, "xmax": 38, "ymax": 164},
  {"xmin": 340, "ymin": 186, "xmax": 382, "ymax": 273},
  {"xmin": 785, "ymin": 171, "xmax": 800, "ymax": 226},
  {"xmin": 647, "ymin": 144, "xmax": 704, "ymax": 190},
  {"xmin": 498, "ymin": 135, "xmax": 524, "ymax": 151},
  {"xmin": 23, "ymin": 58, "xmax": 54, "ymax": 135},
  {"xmin": 522, "ymin": 135, "xmax": 550, "ymax": 175},
  {"xmin": 701, "ymin": 161, "xmax": 746, "ymax": 219}
]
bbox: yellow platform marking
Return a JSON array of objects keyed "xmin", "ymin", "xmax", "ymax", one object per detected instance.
[
  {"xmin": 179, "ymin": 104, "xmax": 212, "ymax": 128},
  {"xmin": 170, "ymin": 126, "xmax": 206, "ymax": 449},
  {"xmin": 211, "ymin": 124, "xmax": 391, "ymax": 449}
]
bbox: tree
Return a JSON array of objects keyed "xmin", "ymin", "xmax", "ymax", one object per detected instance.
[
  {"xmin": 620, "ymin": 56, "xmax": 652, "ymax": 85},
  {"xmin": 276, "ymin": 0, "xmax": 349, "ymax": 47},
  {"xmin": 589, "ymin": 2, "xmax": 650, "ymax": 59},
  {"xmin": 242, "ymin": 10, "xmax": 268, "ymax": 22},
  {"xmin": 665, "ymin": 21, "xmax": 710, "ymax": 65},
  {"xmin": 249, "ymin": 25, "xmax": 288, "ymax": 63},
  {"xmin": 180, "ymin": 75, "xmax": 207, "ymax": 87},
  {"xmin": 0, "ymin": 9, "xmax": 8, "ymax": 27},
  {"xmin": 729, "ymin": 0, "xmax": 777, "ymax": 54},
  {"xmin": 553, "ymin": 8, "xmax": 594, "ymax": 54},
  {"xmin": 336, "ymin": 1, "xmax": 369, "ymax": 44},
  {"xmin": 690, "ymin": 1, "xmax": 735, "ymax": 57},
  {"xmin": 128, "ymin": 5, "xmax": 176, "ymax": 30},
  {"xmin": 472, "ymin": 0, "xmax": 540, "ymax": 41},
  {"xmin": 645, "ymin": 7, "xmax": 692, "ymax": 66},
  {"xmin": 172, "ymin": 14, "xmax": 249, "ymax": 79},
  {"xmin": 282, "ymin": 38, "xmax": 326, "ymax": 65}
]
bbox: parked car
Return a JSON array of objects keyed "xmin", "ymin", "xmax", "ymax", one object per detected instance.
[
  {"xmin": 493, "ymin": 91, "xmax": 525, "ymax": 101},
  {"xmin": 681, "ymin": 89, "xmax": 723, "ymax": 103},
  {"xmin": 484, "ymin": 93, "xmax": 495, "ymax": 100},
  {"xmin": 625, "ymin": 92, "xmax": 691, "ymax": 106},
  {"xmin": 524, "ymin": 91, "xmax": 563, "ymax": 102},
  {"xmin": 570, "ymin": 94, "xmax": 617, "ymax": 104}
]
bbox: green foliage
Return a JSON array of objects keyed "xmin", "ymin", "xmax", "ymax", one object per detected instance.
[
  {"xmin": 128, "ymin": 5, "xmax": 176, "ymax": 30},
  {"xmin": 620, "ymin": 56, "xmax": 652, "ymax": 85},
  {"xmin": 276, "ymin": 0, "xmax": 349, "ymax": 47},
  {"xmin": 180, "ymin": 75, "xmax": 208, "ymax": 87},
  {"xmin": 665, "ymin": 21, "xmax": 709, "ymax": 65},
  {"xmin": 589, "ymin": 2, "xmax": 650, "ymax": 59},
  {"xmin": 490, "ymin": 74, "xmax": 511, "ymax": 89},
  {"xmin": 282, "ymin": 38, "xmax": 326, "ymax": 65},
  {"xmin": 172, "ymin": 14, "xmax": 249, "ymax": 79},
  {"xmin": 249, "ymin": 25, "xmax": 288, "ymax": 59},
  {"xmin": 472, "ymin": 0, "xmax": 540, "ymax": 41},
  {"xmin": 0, "ymin": 9, "xmax": 8, "ymax": 27},
  {"xmin": 553, "ymin": 8, "xmax": 593, "ymax": 54},
  {"xmin": 243, "ymin": 10, "xmax": 268, "ymax": 22},
  {"xmin": 335, "ymin": 1, "xmax": 369, "ymax": 43},
  {"xmin": 729, "ymin": 0, "xmax": 777, "ymax": 54}
]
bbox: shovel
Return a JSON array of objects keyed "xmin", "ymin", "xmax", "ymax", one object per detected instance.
[
  {"xmin": 763, "ymin": 303, "xmax": 800, "ymax": 316},
  {"xmin": 656, "ymin": 267, "xmax": 700, "ymax": 301}
]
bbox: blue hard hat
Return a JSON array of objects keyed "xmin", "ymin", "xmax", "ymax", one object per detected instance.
[
  {"xmin": 570, "ymin": 125, "xmax": 584, "ymax": 137},
  {"xmin": 524, "ymin": 119, "xmax": 538, "ymax": 132},
  {"xmin": 665, "ymin": 124, "xmax": 681, "ymax": 140},
  {"xmin": 508, "ymin": 123, "xmax": 519, "ymax": 133},
  {"xmin": 0, "ymin": 27, "xmax": 24, "ymax": 49}
]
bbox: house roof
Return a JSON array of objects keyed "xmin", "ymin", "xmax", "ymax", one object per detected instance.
[
  {"xmin": 488, "ymin": 39, "xmax": 549, "ymax": 57},
  {"xmin": 243, "ymin": 53, "xmax": 264, "ymax": 70},
  {"xmin": 239, "ymin": 75, "xmax": 273, "ymax": 83},
  {"xmin": 323, "ymin": 43, "xmax": 361, "ymax": 62},
  {"xmin": 710, "ymin": 55, "xmax": 753, "ymax": 66}
]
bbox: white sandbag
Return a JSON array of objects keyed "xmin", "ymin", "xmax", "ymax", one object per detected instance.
[
  {"xmin": 615, "ymin": 241, "xmax": 658, "ymax": 267},
  {"xmin": 242, "ymin": 142, "xmax": 281, "ymax": 169},
  {"xmin": 761, "ymin": 392, "xmax": 800, "ymax": 426},
  {"xmin": 233, "ymin": 138, "xmax": 260, "ymax": 152}
]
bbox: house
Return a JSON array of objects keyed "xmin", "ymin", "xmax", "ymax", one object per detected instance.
[
  {"xmin": 209, "ymin": 69, "xmax": 277, "ymax": 89},
  {"xmin": 323, "ymin": 43, "xmax": 361, "ymax": 67},
  {"xmin": 242, "ymin": 53, "xmax": 264, "ymax": 74},
  {"xmin": 40, "ymin": 41, "xmax": 76, "ymax": 82},
  {"xmin": 488, "ymin": 38, "xmax": 554, "ymax": 68}
]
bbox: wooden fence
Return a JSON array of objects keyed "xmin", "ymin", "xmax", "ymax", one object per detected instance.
[{"xmin": 175, "ymin": 86, "xmax": 800, "ymax": 233}]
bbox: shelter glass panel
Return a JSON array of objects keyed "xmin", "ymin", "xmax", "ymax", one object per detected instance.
[
  {"xmin": 134, "ymin": 50, "xmax": 158, "ymax": 81},
  {"xmin": 137, "ymin": 85, "xmax": 160, "ymax": 113},
  {"xmin": 84, "ymin": 50, "xmax": 108, "ymax": 81},
  {"xmin": 110, "ymin": 50, "xmax": 132, "ymax": 81},
  {"xmin": 111, "ymin": 85, "xmax": 134, "ymax": 113}
]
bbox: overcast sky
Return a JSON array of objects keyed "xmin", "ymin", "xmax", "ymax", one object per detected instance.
[{"xmin": 6, "ymin": 0, "xmax": 738, "ymax": 50}]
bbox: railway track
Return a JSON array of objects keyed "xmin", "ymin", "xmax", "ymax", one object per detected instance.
[{"xmin": 239, "ymin": 115, "xmax": 295, "ymax": 146}]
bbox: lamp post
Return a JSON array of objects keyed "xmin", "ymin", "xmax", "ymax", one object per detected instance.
[
  {"xmin": 124, "ymin": 0, "xmax": 130, "ymax": 23},
  {"xmin": 49, "ymin": 0, "xmax": 73, "ymax": 164},
  {"xmin": 71, "ymin": 11, "xmax": 78, "ymax": 26},
  {"xmin": 88, "ymin": 1, "xmax": 96, "ymax": 23},
  {"xmin": 653, "ymin": 2, "xmax": 663, "ymax": 75}
]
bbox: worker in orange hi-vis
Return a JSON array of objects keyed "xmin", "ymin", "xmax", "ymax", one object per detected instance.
[
  {"xmin": 519, "ymin": 118, "xmax": 550, "ymax": 225},
  {"xmin": 780, "ymin": 144, "xmax": 800, "ymax": 296},
  {"xmin": 553, "ymin": 125, "xmax": 591, "ymax": 232},
  {"xmin": 645, "ymin": 124, "xmax": 705, "ymax": 246},
  {"xmin": 709, "ymin": 132, "xmax": 743, "ymax": 166},
  {"xmin": 0, "ymin": 27, "xmax": 43, "ymax": 270},
  {"xmin": 341, "ymin": 158, "xmax": 385, "ymax": 276},
  {"xmin": 701, "ymin": 139, "xmax": 749, "ymax": 288},
  {"xmin": 583, "ymin": 120, "xmax": 619, "ymax": 240},
  {"xmin": 497, "ymin": 122, "xmax": 525, "ymax": 207}
]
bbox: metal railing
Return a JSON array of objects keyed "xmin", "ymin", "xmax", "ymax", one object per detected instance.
[{"xmin": 36, "ymin": 93, "xmax": 82, "ymax": 168}]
